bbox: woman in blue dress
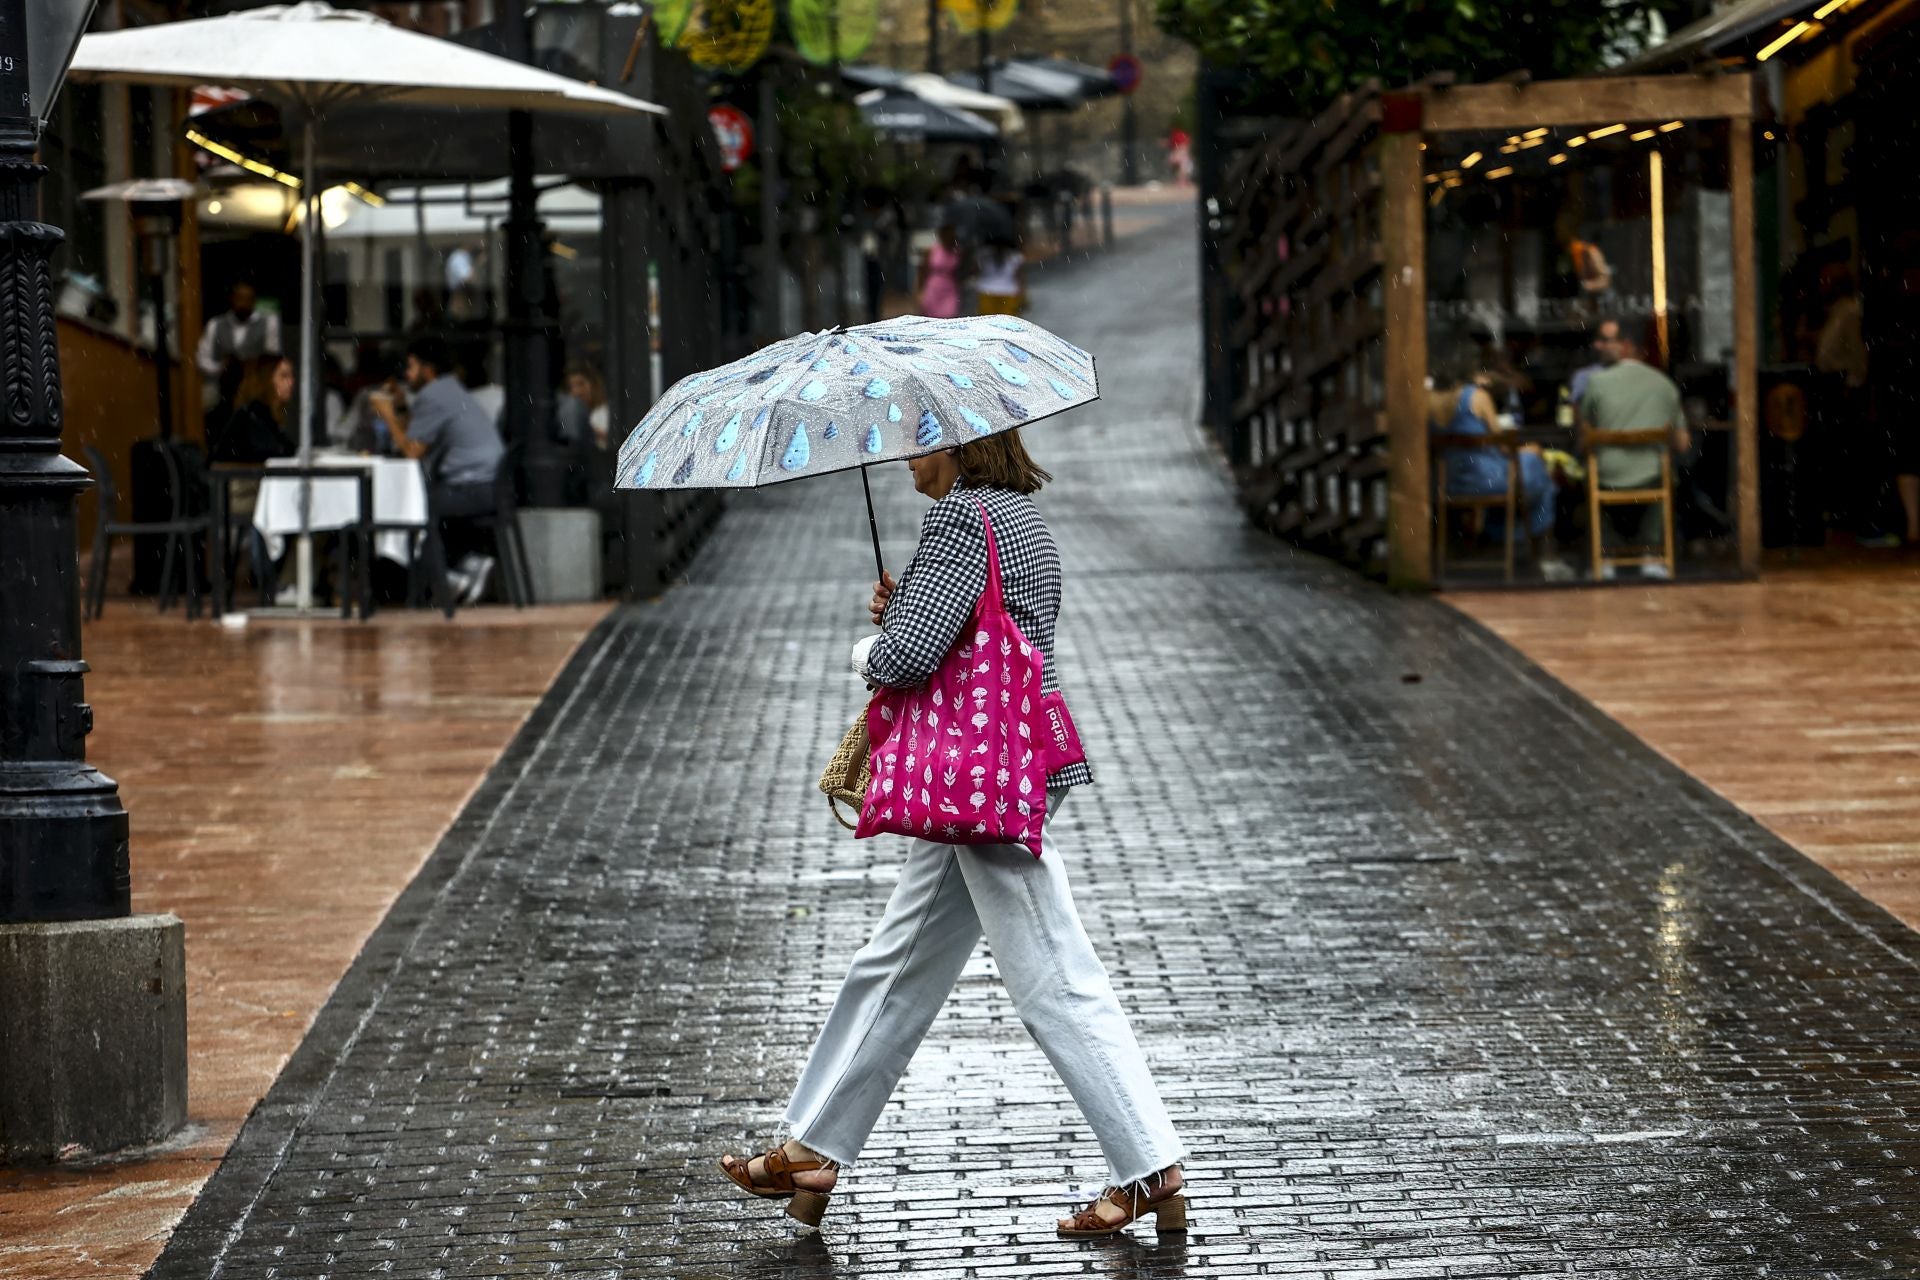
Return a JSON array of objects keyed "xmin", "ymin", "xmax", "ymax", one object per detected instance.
[{"xmin": 1429, "ymin": 361, "xmax": 1555, "ymax": 547}]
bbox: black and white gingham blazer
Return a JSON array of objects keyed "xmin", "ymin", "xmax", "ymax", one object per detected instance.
[{"xmin": 862, "ymin": 480, "xmax": 1092, "ymax": 789}]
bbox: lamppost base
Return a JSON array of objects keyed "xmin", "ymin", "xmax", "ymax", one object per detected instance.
[
  {"xmin": 0, "ymin": 914, "xmax": 187, "ymax": 1164},
  {"xmin": 0, "ymin": 765, "xmax": 132, "ymax": 922}
]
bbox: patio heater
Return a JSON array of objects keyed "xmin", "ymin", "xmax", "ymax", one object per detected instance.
[
  {"xmin": 81, "ymin": 178, "xmax": 197, "ymax": 596},
  {"xmin": 0, "ymin": 0, "xmax": 187, "ymax": 1162}
]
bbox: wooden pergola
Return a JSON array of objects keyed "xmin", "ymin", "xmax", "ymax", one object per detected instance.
[
  {"xmin": 1210, "ymin": 70, "xmax": 1760, "ymax": 589},
  {"xmin": 1380, "ymin": 73, "xmax": 1760, "ymax": 587}
]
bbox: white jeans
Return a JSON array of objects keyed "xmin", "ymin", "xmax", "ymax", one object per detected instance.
[{"xmin": 783, "ymin": 793, "xmax": 1186, "ymax": 1187}]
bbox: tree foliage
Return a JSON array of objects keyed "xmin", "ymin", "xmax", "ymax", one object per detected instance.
[{"xmin": 1155, "ymin": 0, "xmax": 1703, "ymax": 115}]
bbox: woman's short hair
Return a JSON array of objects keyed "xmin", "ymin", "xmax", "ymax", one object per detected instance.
[{"xmin": 954, "ymin": 428, "xmax": 1051, "ymax": 494}]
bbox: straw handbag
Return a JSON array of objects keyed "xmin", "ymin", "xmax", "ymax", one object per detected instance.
[{"xmin": 818, "ymin": 710, "xmax": 871, "ymax": 830}]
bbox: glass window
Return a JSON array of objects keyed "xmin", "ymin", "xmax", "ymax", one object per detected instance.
[{"xmin": 1424, "ymin": 120, "xmax": 1739, "ymax": 581}]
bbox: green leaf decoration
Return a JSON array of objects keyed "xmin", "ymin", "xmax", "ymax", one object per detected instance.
[
  {"xmin": 790, "ymin": 0, "xmax": 880, "ymax": 66},
  {"xmin": 653, "ymin": 0, "xmax": 696, "ymax": 47}
]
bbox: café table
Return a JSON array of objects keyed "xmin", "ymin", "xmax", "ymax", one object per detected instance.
[{"xmin": 207, "ymin": 454, "xmax": 429, "ymax": 619}]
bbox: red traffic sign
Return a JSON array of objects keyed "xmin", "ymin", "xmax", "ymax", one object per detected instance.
[
  {"xmin": 707, "ymin": 104, "xmax": 754, "ymax": 174},
  {"xmin": 1108, "ymin": 52, "xmax": 1144, "ymax": 96}
]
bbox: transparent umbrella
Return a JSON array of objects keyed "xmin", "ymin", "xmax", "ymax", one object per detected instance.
[{"xmin": 615, "ymin": 313, "xmax": 1099, "ymax": 578}]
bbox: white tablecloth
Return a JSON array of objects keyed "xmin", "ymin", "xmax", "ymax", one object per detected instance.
[{"xmin": 252, "ymin": 454, "xmax": 428, "ymax": 564}]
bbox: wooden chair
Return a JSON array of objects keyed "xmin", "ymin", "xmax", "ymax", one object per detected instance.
[
  {"xmin": 1584, "ymin": 428, "xmax": 1675, "ymax": 580},
  {"xmin": 1431, "ymin": 432, "xmax": 1524, "ymax": 584}
]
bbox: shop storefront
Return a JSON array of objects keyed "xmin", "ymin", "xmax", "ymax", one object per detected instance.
[{"xmin": 1630, "ymin": 0, "xmax": 1920, "ymax": 556}]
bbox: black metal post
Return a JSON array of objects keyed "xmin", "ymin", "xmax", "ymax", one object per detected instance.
[
  {"xmin": 0, "ymin": 2, "xmax": 132, "ymax": 923},
  {"xmin": 134, "ymin": 205, "xmax": 176, "ymax": 441},
  {"xmin": 1194, "ymin": 62, "xmax": 1234, "ymax": 438},
  {"xmin": 926, "ymin": 0, "xmax": 941, "ymax": 73},
  {"xmin": 757, "ymin": 68, "xmax": 781, "ymax": 341},
  {"xmin": 1119, "ymin": 0, "xmax": 1138, "ymax": 185},
  {"xmin": 501, "ymin": 1, "xmax": 563, "ymax": 506}
]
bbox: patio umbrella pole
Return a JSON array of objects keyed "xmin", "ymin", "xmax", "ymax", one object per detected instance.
[
  {"xmin": 294, "ymin": 110, "xmax": 318, "ymax": 610},
  {"xmin": 861, "ymin": 464, "xmax": 885, "ymax": 581}
]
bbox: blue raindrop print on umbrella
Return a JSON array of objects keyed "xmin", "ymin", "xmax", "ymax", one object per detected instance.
[{"xmin": 613, "ymin": 313, "xmax": 1098, "ymax": 576}]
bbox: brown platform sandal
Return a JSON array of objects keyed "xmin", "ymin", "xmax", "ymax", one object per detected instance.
[
  {"xmin": 717, "ymin": 1143, "xmax": 839, "ymax": 1227},
  {"xmin": 1056, "ymin": 1165, "xmax": 1187, "ymax": 1238}
]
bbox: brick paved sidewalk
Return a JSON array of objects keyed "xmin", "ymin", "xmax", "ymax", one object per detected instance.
[{"xmin": 150, "ymin": 215, "xmax": 1920, "ymax": 1278}]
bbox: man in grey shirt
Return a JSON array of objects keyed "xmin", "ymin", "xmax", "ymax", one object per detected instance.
[{"xmin": 373, "ymin": 336, "xmax": 507, "ymax": 601}]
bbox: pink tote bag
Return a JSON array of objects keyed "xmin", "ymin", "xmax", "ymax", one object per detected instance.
[{"xmin": 856, "ymin": 502, "xmax": 1073, "ymax": 858}]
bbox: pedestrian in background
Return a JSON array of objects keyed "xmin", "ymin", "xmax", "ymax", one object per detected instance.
[
  {"xmin": 973, "ymin": 233, "xmax": 1026, "ymax": 317},
  {"xmin": 917, "ymin": 223, "xmax": 968, "ymax": 320},
  {"xmin": 720, "ymin": 432, "xmax": 1189, "ymax": 1239}
]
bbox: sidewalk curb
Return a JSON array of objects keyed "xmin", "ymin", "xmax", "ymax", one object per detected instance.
[{"xmin": 148, "ymin": 618, "xmax": 629, "ymax": 1278}]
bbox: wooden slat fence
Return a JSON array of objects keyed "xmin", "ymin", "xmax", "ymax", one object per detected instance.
[{"xmin": 1216, "ymin": 82, "xmax": 1391, "ymax": 571}]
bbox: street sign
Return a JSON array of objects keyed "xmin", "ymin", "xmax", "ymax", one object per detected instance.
[
  {"xmin": 707, "ymin": 103, "xmax": 753, "ymax": 174},
  {"xmin": 1107, "ymin": 52, "xmax": 1143, "ymax": 96}
]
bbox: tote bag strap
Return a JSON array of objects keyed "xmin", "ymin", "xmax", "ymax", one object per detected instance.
[{"xmin": 973, "ymin": 498, "xmax": 1008, "ymax": 619}]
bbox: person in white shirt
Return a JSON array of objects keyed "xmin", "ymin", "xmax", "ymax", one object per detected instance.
[
  {"xmin": 973, "ymin": 234, "xmax": 1025, "ymax": 316},
  {"xmin": 196, "ymin": 282, "xmax": 282, "ymax": 401}
]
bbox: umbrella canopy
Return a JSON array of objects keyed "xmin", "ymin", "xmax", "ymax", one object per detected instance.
[
  {"xmin": 840, "ymin": 63, "xmax": 908, "ymax": 91},
  {"xmin": 896, "ymin": 72, "xmax": 1023, "ymax": 135},
  {"xmin": 942, "ymin": 59, "xmax": 1091, "ymax": 111},
  {"xmin": 324, "ymin": 178, "xmax": 602, "ymax": 240},
  {"xmin": 614, "ymin": 313, "xmax": 1097, "ymax": 493},
  {"xmin": 1020, "ymin": 56, "xmax": 1121, "ymax": 101},
  {"xmin": 857, "ymin": 87, "xmax": 998, "ymax": 143},
  {"xmin": 68, "ymin": 2, "xmax": 665, "ymax": 118}
]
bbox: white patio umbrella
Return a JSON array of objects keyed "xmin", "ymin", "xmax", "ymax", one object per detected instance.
[
  {"xmin": 896, "ymin": 73, "xmax": 1024, "ymax": 136},
  {"xmin": 69, "ymin": 1, "xmax": 665, "ymax": 611}
]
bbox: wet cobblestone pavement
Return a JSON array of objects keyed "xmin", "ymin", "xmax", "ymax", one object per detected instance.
[{"xmin": 154, "ymin": 216, "xmax": 1920, "ymax": 1278}]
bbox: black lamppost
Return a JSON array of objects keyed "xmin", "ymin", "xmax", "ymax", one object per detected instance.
[
  {"xmin": 0, "ymin": 0, "xmax": 186, "ymax": 1163},
  {"xmin": 0, "ymin": 0, "xmax": 124, "ymax": 925}
]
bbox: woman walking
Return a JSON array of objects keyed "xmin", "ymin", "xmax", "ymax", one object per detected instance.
[
  {"xmin": 719, "ymin": 431, "xmax": 1188, "ymax": 1237},
  {"xmin": 917, "ymin": 223, "xmax": 968, "ymax": 319}
]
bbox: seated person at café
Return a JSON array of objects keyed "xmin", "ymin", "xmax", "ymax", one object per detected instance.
[
  {"xmin": 208, "ymin": 354, "xmax": 296, "ymax": 463},
  {"xmin": 371, "ymin": 336, "xmax": 506, "ymax": 602},
  {"xmin": 1578, "ymin": 333, "xmax": 1689, "ymax": 578},
  {"xmin": 1429, "ymin": 356, "xmax": 1555, "ymax": 544},
  {"xmin": 206, "ymin": 354, "xmax": 299, "ymax": 600},
  {"xmin": 1569, "ymin": 317, "xmax": 1623, "ymax": 408}
]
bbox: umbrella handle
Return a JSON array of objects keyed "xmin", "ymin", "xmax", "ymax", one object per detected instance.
[{"xmin": 861, "ymin": 465, "xmax": 886, "ymax": 583}]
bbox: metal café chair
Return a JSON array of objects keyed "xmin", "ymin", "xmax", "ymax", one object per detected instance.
[
  {"xmin": 470, "ymin": 440, "xmax": 534, "ymax": 608},
  {"xmin": 83, "ymin": 442, "xmax": 210, "ymax": 620}
]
